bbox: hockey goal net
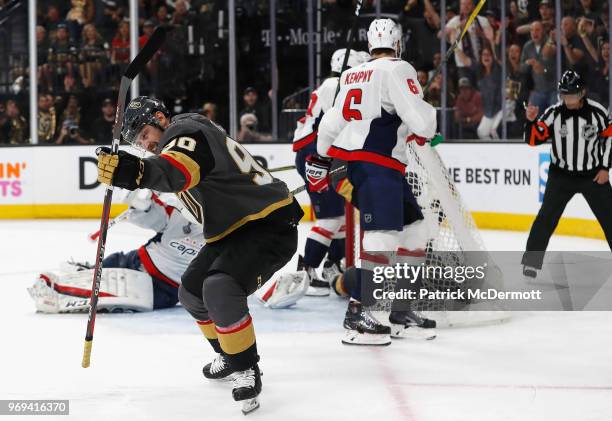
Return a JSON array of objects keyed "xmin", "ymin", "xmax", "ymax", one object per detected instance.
[{"xmin": 344, "ymin": 142, "xmax": 510, "ymax": 327}]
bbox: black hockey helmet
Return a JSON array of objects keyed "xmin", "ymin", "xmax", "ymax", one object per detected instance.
[
  {"xmin": 558, "ymin": 70, "xmax": 585, "ymax": 95},
  {"xmin": 121, "ymin": 96, "xmax": 170, "ymax": 145}
]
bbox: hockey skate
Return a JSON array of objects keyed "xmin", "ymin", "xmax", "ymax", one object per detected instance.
[
  {"xmin": 342, "ymin": 301, "xmax": 391, "ymax": 346},
  {"xmin": 203, "ymin": 353, "xmax": 235, "ymax": 381},
  {"xmin": 305, "ymin": 267, "xmax": 331, "ymax": 296},
  {"xmin": 297, "ymin": 255, "xmax": 330, "ymax": 297},
  {"xmin": 232, "ymin": 364, "xmax": 262, "ymax": 415},
  {"xmin": 321, "ymin": 259, "xmax": 343, "ymax": 284},
  {"xmin": 389, "ymin": 310, "xmax": 437, "ymax": 340},
  {"xmin": 523, "ymin": 265, "xmax": 538, "ymax": 280}
]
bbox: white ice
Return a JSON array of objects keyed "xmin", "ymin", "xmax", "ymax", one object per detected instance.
[{"xmin": 0, "ymin": 219, "xmax": 611, "ymax": 421}]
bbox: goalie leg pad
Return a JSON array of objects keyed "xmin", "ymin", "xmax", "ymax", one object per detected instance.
[
  {"xmin": 257, "ymin": 271, "xmax": 309, "ymax": 309},
  {"xmin": 29, "ymin": 268, "xmax": 154, "ymax": 313}
]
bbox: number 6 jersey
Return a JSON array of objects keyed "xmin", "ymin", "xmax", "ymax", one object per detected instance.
[
  {"xmin": 138, "ymin": 113, "xmax": 298, "ymax": 242},
  {"xmin": 317, "ymin": 57, "xmax": 438, "ymax": 174}
]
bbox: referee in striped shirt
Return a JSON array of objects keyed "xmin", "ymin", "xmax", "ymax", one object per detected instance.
[{"xmin": 522, "ymin": 70, "xmax": 612, "ymax": 278}]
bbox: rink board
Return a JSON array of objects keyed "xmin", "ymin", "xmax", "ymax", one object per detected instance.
[{"xmin": 0, "ymin": 144, "xmax": 605, "ymax": 239}]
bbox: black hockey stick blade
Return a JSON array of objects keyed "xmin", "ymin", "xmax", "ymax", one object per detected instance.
[{"xmin": 124, "ymin": 27, "xmax": 166, "ymax": 80}]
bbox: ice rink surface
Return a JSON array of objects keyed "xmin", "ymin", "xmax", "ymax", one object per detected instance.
[{"xmin": 1, "ymin": 219, "xmax": 611, "ymax": 421}]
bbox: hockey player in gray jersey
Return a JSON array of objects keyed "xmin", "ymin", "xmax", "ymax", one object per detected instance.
[{"xmin": 96, "ymin": 96, "xmax": 302, "ymax": 414}]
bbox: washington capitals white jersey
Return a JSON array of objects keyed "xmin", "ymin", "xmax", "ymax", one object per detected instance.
[
  {"xmin": 292, "ymin": 77, "xmax": 339, "ymax": 152},
  {"xmin": 317, "ymin": 57, "xmax": 437, "ymax": 173},
  {"xmin": 128, "ymin": 195, "xmax": 204, "ymax": 287}
]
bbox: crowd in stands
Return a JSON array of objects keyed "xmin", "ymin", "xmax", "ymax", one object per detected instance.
[{"xmin": 0, "ymin": 0, "xmax": 609, "ymax": 144}]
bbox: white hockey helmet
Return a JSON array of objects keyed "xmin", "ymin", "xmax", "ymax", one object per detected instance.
[
  {"xmin": 330, "ymin": 49, "xmax": 371, "ymax": 73},
  {"xmin": 366, "ymin": 18, "xmax": 402, "ymax": 56}
]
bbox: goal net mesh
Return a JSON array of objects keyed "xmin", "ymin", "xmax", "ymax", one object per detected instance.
[{"xmin": 347, "ymin": 143, "xmax": 509, "ymax": 327}]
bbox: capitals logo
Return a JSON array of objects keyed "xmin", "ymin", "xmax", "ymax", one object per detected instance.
[{"xmin": 539, "ymin": 153, "xmax": 550, "ymax": 202}]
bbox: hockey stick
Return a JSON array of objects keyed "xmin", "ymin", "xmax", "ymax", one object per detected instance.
[
  {"xmin": 423, "ymin": 0, "xmax": 487, "ymax": 94},
  {"xmin": 87, "ymin": 209, "xmax": 132, "ymax": 242},
  {"xmin": 81, "ymin": 27, "xmax": 167, "ymax": 368},
  {"xmin": 267, "ymin": 164, "xmax": 296, "ymax": 173},
  {"xmin": 332, "ymin": 0, "xmax": 364, "ymax": 104}
]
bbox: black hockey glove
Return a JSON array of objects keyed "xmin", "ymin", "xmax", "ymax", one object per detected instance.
[{"xmin": 96, "ymin": 147, "xmax": 143, "ymax": 191}]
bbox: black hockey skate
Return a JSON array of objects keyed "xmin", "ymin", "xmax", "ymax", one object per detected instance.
[
  {"xmin": 232, "ymin": 364, "xmax": 262, "ymax": 415},
  {"xmin": 389, "ymin": 310, "xmax": 437, "ymax": 340},
  {"xmin": 203, "ymin": 353, "xmax": 235, "ymax": 381},
  {"xmin": 523, "ymin": 265, "xmax": 538, "ymax": 279},
  {"xmin": 298, "ymin": 255, "xmax": 330, "ymax": 296},
  {"xmin": 342, "ymin": 301, "xmax": 391, "ymax": 346}
]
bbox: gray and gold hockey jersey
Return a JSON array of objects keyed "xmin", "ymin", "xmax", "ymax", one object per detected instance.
[{"xmin": 139, "ymin": 113, "xmax": 299, "ymax": 242}]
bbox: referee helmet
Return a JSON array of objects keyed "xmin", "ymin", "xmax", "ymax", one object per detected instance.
[{"xmin": 558, "ymin": 70, "xmax": 585, "ymax": 95}]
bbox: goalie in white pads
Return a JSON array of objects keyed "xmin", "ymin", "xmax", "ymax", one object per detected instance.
[
  {"xmin": 293, "ymin": 48, "xmax": 370, "ymax": 296},
  {"xmin": 312, "ymin": 19, "xmax": 438, "ymax": 345},
  {"xmin": 28, "ymin": 189, "xmax": 204, "ymax": 313}
]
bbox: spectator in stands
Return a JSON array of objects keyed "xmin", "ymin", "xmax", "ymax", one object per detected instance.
[
  {"xmin": 79, "ymin": 23, "xmax": 109, "ymax": 88},
  {"xmin": 2, "ymin": 100, "xmax": 29, "ymax": 144},
  {"xmin": 424, "ymin": 72, "xmax": 457, "ymax": 111},
  {"xmin": 38, "ymin": 94, "xmax": 58, "ymax": 144},
  {"xmin": 454, "ymin": 77, "xmax": 483, "ymax": 139},
  {"xmin": 239, "ymin": 87, "xmax": 270, "ymax": 133},
  {"xmin": 66, "ymin": 0, "xmax": 94, "ymax": 41},
  {"xmin": 171, "ymin": 0, "xmax": 190, "ymax": 26},
  {"xmin": 506, "ymin": 43, "xmax": 530, "ymax": 138},
  {"xmin": 94, "ymin": 0, "xmax": 126, "ymax": 41},
  {"xmin": 201, "ymin": 102, "xmax": 218, "ymax": 123},
  {"xmin": 139, "ymin": 20, "xmax": 155, "ymax": 48},
  {"xmin": 44, "ymin": 5, "xmax": 63, "ymax": 41},
  {"xmin": 111, "ymin": 20, "xmax": 130, "ymax": 85},
  {"xmin": 545, "ymin": 17, "xmax": 586, "ymax": 74},
  {"xmin": 111, "ymin": 20, "xmax": 130, "ymax": 65},
  {"xmin": 63, "ymin": 72, "xmax": 80, "ymax": 94},
  {"xmin": 56, "ymin": 95, "xmax": 92, "ymax": 145},
  {"xmin": 89, "ymin": 98, "xmax": 116, "ymax": 144},
  {"xmin": 417, "ymin": 69, "xmax": 428, "ymax": 89},
  {"xmin": 47, "ymin": 23, "xmax": 78, "ymax": 92},
  {"xmin": 428, "ymin": 52, "xmax": 441, "ymax": 81},
  {"xmin": 153, "ymin": 4, "xmax": 171, "ymax": 26},
  {"xmin": 516, "ymin": 0, "xmax": 555, "ymax": 38},
  {"xmin": 445, "ymin": 0, "xmax": 494, "ymax": 79},
  {"xmin": 400, "ymin": 0, "xmax": 440, "ymax": 69},
  {"xmin": 37, "ymin": 26, "xmax": 52, "ymax": 92},
  {"xmin": 474, "ymin": 47, "xmax": 503, "ymax": 139},
  {"xmin": 576, "ymin": 0, "xmax": 601, "ymax": 23},
  {"xmin": 237, "ymin": 113, "xmax": 272, "ymax": 143},
  {"xmin": 457, "ymin": 44, "xmax": 501, "ymax": 139},
  {"xmin": 485, "ymin": 9, "xmax": 502, "ymax": 55},
  {"xmin": 520, "ymin": 20, "xmax": 556, "ymax": 115}
]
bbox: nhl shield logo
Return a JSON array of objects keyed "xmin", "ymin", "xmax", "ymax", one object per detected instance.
[
  {"xmin": 559, "ymin": 124, "xmax": 568, "ymax": 137},
  {"xmin": 582, "ymin": 124, "xmax": 598, "ymax": 142}
]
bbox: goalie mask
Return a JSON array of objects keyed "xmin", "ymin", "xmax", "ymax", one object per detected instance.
[
  {"xmin": 121, "ymin": 96, "xmax": 170, "ymax": 147},
  {"xmin": 330, "ymin": 49, "xmax": 371, "ymax": 74},
  {"xmin": 366, "ymin": 18, "xmax": 403, "ymax": 57}
]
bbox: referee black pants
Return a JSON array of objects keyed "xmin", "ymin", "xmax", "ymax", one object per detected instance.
[{"xmin": 522, "ymin": 165, "xmax": 612, "ymax": 269}]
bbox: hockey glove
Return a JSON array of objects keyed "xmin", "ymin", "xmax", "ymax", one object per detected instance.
[
  {"xmin": 407, "ymin": 133, "xmax": 427, "ymax": 146},
  {"xmin": 305, "ymin": 154, "xmax": 332, "ymax": 192},
  {"xmin": 97, "ymin": 147, "xmax": 144, "ymax": 191}
]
